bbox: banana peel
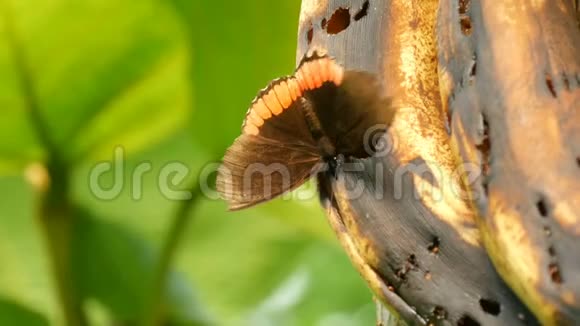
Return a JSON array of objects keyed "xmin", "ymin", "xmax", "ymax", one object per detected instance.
[
  {"xmin": 437, "ymin": 0, "xmax": 580, "ymax": 324},
  {"xmin": 298, "ymin": 0, "xmax": 539, "ymax": 324}
]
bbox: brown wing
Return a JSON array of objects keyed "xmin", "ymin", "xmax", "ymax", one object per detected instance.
[
  {"xmin": 217, "ymin": 53, "xmax": 392, "ymax": 209},
  {"xmin": 294, "ymin": 53, "xmax": 394, "ymax": 158},
  {"xmin": 304, "ymin": 70, "xmax": 394, "ymax": 158},
  {"xmin": 217, "ymin": 79, "xmax": 322, "ymax": 210},
  {"xmin": 217, "ymin": 133, "xmax": 322, "ymax": 210}
]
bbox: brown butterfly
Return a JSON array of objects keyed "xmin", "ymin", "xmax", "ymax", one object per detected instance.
[{"xmin": 217, "ymin": 52, "xmax": 394, "ymax": 210}]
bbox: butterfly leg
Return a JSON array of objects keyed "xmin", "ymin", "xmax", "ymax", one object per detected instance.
[{"xmin": 330, "ymin": 154, "xmax": 345, "ymax": 180}]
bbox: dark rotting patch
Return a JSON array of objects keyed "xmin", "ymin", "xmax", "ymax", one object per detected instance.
[
  {"xmin": 445, "ymin": 108, "xmax": 452, "ymax": 135},
  {"xmin": 479, "ymin": 298, "xmax": 501, "ymax": 316},
  {"xmin": 536, "ymin": 196, "xmax": 549, "ymax": 217},
  {"xmin": 476, "ymin": 122, "xmax": 490, "ymax": 161},
  {"xmin": 457, "ymin": 314, "xmax": 480, "ymax": 326},
  {"xmin": 458, "ymin": 0, "xmax": 473, "ymax": 35},
  {"xmin": 548, "ymin": 246, "xmax": 556, "ymax": 257},
  {"xmin": 545, "ymin": 74, "xmax": 557, "ymax": 98},
  {"xmin": 408, "ymin": 254, "xmax": 419, "ymax": 269},
  {"xmin": 433, "ymin": 306, "xmax": 448, "ymax": 320},
  {"xmin": 396, "ymin": 255, "xmax": 419, "ymax": 283},
  {"xmin": 458, "ymin": 0, "xmax": 470, "ymax": 14},
  {"xmin": 549, "ymin": 263, "xmax": 563, "ymax": 284},
  {"xmin": 563, "ymin": 73, "xmax": 570, "ymax": 90},
  {"xmin": 306, "ymin": 25, "xmax": 314, "ymax": 44},
  {"xmin": 576, "ymin": 156, "xmax": 580, "ymax": 167},
  {"xmin": 428, "ymin": 237, "xmax": 441, "ymax": 254},
  {"xmin": 395, "ymin": 264, "xmax": 411, "ymax": 283},
  {"xmin": 460, "ymin": 17, "xmax": 473, "ymax": 35},
  {"xmin": 477, "ymin": 114, "xmax": 490, "ymax": 189},
  {"xmin": 321, "ymin": 18, "xmax": 327, "ymax": 29},
  {"xmin": 354, "ymin": 0, "xmax": 370, "ymax": 21},
  {"xmin": 326, "ymin": 7, "xmax": 351, "ymax": 34},
  {"xmin": 396, "ymin": 267, "xmax": 408, "ymax": 281},
  {"xmin": 469, "ymin": 56, "xmax": 477, "ymax": 77},
  {"xmin": 482, "ymin": 178, "xmax": 490, "ymax": 196}
]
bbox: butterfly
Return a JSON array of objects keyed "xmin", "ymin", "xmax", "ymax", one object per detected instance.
[{"xmin": 217, "ymin": 52, "xmax": 394, "ymax": 210}]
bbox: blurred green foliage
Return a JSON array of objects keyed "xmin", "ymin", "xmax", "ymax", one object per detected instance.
[{"xmin": 0, "ymin": 0, "xmax": 375, "ymax": 325}]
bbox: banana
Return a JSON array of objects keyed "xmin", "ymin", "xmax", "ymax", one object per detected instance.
[
  {"xmin": 437, "ymin": 0, "xmax": 580, "ymax": 324},
  {"xmin": 298, "ymin": 0, "xmax": 540, "ymax": 324}
]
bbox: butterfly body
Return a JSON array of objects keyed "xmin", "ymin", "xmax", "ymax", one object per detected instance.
[{"xmin": 217, "ymin": 53, "xmax": 394, "ymax": 210}]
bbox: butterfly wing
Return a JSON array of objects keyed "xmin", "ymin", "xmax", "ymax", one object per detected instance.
[
  {"xmin": 217, "ymin": 80, "xmax": 322, "ymax": 210},
  {"xmin": 296, "ymin": 55, "xmax": 394, "ymax": 158},
  {"xmin": 217, "ymin": 53, "xmax": 393, "ymax": 210},
  {"xmin": 217, "ymin": 133, "xmax": 322, "ymax": 210}
]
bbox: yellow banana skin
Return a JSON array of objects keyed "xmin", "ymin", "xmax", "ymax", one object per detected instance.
[{"xmin": 438, "ymin": 0, "xmax": 580, "ymax": 324}]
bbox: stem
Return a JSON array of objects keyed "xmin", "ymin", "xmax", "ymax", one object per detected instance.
[
  {"xmin": 143, "ymin": 180, "xmax": 203, "ymax": 326},
  {"xmin": 37, "ymin": 164, "xmax": 86, "ymax": 326},
  {"xmin": 1, "ymin": 3, "xmax": 86, "ymax": 325}
]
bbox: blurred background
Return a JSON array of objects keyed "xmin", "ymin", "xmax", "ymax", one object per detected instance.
[{"xmin": 0, "ymin": 1, "xmax": 375, "ymax": 325}]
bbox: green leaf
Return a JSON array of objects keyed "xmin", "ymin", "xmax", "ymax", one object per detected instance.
[
  {"xmin": 0, "ymin": 299, "xmax": 49, "ymax": 326},
  {"xmin": 0, "ymin": 1, "xmax": 377, "ymax": 325},
  {"xmin": 0, "ymin": 176, "xmax": 54, "ymax": 322},
  {"xmin": 0, "ymin": 8, "xmax": 44, "ymax": 171},
  {"xmin": 245, "ymin": 244, "xmax": 376, "ymax": 326},
  {"xmin": 71, "ymin": 208, "xmax": 212, "ymax": 325},
  {"xmin": 71, "ymin": 125, "xmax": 372, "ymax": 325},
  {"xmin": 0, "ymin": 0, "xmax": 191, "ymax": 166},
  {"xmin": 175, "ymin": 199, "xmax": 373, "ymax": 326},
  {"xmin": 169, "ymin": 0, "xmax": 302, "ymax": 155},
  {"xmin": 71, "ymin": 208, "xmax": 213, "ymax": 325}
]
